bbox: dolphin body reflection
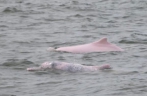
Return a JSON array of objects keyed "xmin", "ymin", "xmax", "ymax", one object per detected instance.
[
  {"xmin": 27, "ymin": 61, "xmax": 111, "ymax": 72},
  {"xmin": 48, "ymin": 37, "xmax": 123, "ymax": 53}
]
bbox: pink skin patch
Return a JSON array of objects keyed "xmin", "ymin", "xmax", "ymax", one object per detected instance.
[
  {"xmin": 48, "ymin": 37, "xmax": 123, "ymax": 53},
  {"xmin": 27, "ymin": 61, "xmax": 112, "ymax": 72}
]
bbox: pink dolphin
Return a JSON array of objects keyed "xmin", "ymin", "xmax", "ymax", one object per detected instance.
[
  {"xmin": 27, "ymin": 61, "xmax": 111, "ymax": 72},
  {"xmin": 48, "ymin": 37, "xmax": 123, "ymax": 53}
]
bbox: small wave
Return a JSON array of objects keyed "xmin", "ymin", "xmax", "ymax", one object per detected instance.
[
  {"xmin": 3, "ymin": 7, "xmax": 22, "ymax": 13},
  {"xmin": 44, "ymin": 18, "xmax": 65, "ymax": 22},
  {"xmin": 113, "ymin": 70, "xmax": 139, "ymax": 75},
  {"xmin": 35, "ymin": 81, "xmax": 62, "ymax": 85},
  {"xmin": 34, "ymin": 71, "xmax": 50, "ymax": 75},
  {"xmin": 68, "ymin": 14, "xmax": 84, "ymax": 18},
  {"xmin": 117, "ymin": 85, "xmax": 147, "ymax": 93},
  {"xmin": 131, "ymin": 33, "xmax": 147, "ymax": 38},
  {"xmin": 119, "ymin": 33, "xmax": 147, "ymax": 44},
  {"xmin": 2, "ymin": 59, "xmax": 34, "ymax": 70},
  {"xmin": 0, "ymin": 25, "xmax": 8, "ymax": 28},
  {"xmin": 119, "ymin": 40, "xmax": 147, "ymax": 44},
  {"xmin": 0, "ymin": 94, "xmax": 16, "ymax": 96}
]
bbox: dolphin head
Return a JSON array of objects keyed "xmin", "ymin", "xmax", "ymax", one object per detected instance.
[{"xmin": 40, "ymin": 62, "xmax": 52, "ymax": 69}]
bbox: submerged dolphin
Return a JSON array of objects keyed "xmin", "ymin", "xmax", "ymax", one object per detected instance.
[
  {"xmin": 48, "ymin": 37, "xmax": 123, "ymax": 53},
  {"xmin": 27, "ymin": 61, "xmax": 111, "ymax": 72}
]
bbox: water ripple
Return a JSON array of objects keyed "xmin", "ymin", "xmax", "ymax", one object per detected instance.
[{"xmin": 0, "ymin": 0, "xmax": 147, "ymax": 96}]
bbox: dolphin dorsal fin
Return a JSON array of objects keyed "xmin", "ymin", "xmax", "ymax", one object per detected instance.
[{"xmin": 92, "ymin": 37, "xmax": 110, "ymax": 45}]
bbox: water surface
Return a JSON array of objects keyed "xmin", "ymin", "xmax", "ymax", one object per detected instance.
[{"xmin": 0, "ymin": 0, "xmax": 147, "ymax": 96}]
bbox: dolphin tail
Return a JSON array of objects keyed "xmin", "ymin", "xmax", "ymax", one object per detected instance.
[
  {"xmin": 98, "ymin": 64, "xmax": 112, "ymax": 70},
  {"xmin": 47, "ymin": 47, "xmax": 57, "ymax": 51}
]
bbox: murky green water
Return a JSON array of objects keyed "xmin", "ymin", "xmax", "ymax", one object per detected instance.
[{"xmin": 0, "ymin": 0, "xmax": 147, "ymax": 96}]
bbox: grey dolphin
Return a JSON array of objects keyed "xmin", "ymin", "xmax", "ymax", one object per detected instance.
[{"xmin": 27, "ymin": 61, "xmax": 111, "ymax": 72}]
